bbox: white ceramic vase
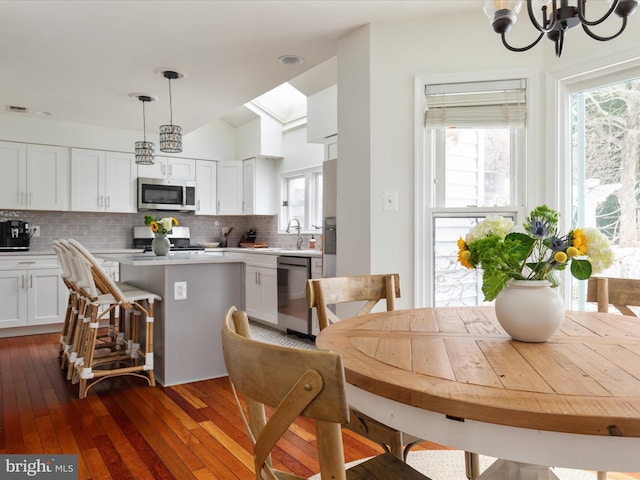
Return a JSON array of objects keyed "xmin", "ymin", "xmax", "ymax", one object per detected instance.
[
  {"xmin": 494, "ymin": 280, "xmax": 564, "ymax": 342},
  {"xmin": 151, "ymin": 234, "xmax": 171, "ymax": 256}
]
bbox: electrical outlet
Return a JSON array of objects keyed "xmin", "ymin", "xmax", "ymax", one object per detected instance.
[
  {"xmin": 31, "ymin": 225, "xmax": 40, "ymax": 237},
  {"xmin": 174, "ymin": 281, "xmax": 187, "ymax": 300}
]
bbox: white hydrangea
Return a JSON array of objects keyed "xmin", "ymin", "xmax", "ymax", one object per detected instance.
[
  {"xmin": 583, "ymin": 227, "xmax": 614, "ymax": 273},
  {"xmin": 159, "ymin": 217, "xmax": 174, "ymax": 233},
  {"xmin": 465, "ymin": 215, "xmax": 515, "ymax": 244}
]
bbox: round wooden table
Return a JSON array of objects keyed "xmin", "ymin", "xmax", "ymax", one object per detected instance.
[{"xmin": 315, "ymin": 307, "xmax": 640, "ymax": 477}]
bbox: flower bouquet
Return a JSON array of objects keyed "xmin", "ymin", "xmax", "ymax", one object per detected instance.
[
  {"xmin": 144, "ymin": 215, "xmax": 178, "ymax": 236},
  {"xmin": 457, "ymin": 205, "xmax": 614, "ymax": 302}
]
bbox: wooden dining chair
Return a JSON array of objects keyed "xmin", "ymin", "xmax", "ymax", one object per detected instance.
[
  {"xmin": 307, "ymin": 274, "xmax": 480, "ymax": 479},
  {"xmin": 586, "ymin": 276, "xmax": 640, "ymax": 480},
  {"xmin": 221, "ymin": 305, "xmax": 431, "ymax": 480}
]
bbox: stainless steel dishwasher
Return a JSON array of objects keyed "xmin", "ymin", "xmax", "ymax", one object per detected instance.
[{"xmin": 277, "ymin": 256, "xmax": 312, "ymax": 337}]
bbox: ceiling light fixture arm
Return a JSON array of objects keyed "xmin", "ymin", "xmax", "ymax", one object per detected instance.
[{"xmin": 483, "ymin": 0, "xmax": 638, "ymax": 57}]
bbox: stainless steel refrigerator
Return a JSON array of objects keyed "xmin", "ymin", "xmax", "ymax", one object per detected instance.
[{"xmin": 322, "ymin": 158, "xmax": 337, "ymax": 278}]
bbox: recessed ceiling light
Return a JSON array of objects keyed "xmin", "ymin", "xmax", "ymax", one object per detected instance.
[
  {"xmin": 278, "ymin": 55, "xmax": 304, "ymax": 66},
  {"xmin": 7, "ymin": 105, "xmax": 29, "ymax": 113},
  {"xmin": 35, "ymin": 111, "xmax": 53, "ymax": 117}
]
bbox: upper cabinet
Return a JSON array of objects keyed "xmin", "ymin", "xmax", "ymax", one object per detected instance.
[
  {"xmin": 242, "ymin": 157, "xmax": 279, "ymax": 215},
  {"xmin": 70, "ymin": 148, "xmax": 137, "ymax": 213},
  {"xmin": 0, "ymin": 141, "xmax": 69, "ymax": 211},
  {"xmin": 137, "ymin": 156, "xmax": 196, "ymax": 180},
  {"xmin": 307, "ymin": 85, "xmax": 337, "ymax": 144},
  {"xmin": 195, "ymin": 160, "xmax": 217, "ymax": 215},
  {"xmin": 217, "ymin": 161, "xmax": 243, "ymax": 215},
  {"xmin": 236, "ymin": 115, "xmax": 283, "ymax": 160}
]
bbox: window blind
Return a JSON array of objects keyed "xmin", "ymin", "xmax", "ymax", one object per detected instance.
[{"xmin": 425, "ymin": 78, "xmax": 527, "ymax": 128}]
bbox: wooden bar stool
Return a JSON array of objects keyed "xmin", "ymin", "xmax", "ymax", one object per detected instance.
[{"xmin": 67, "ymin": 239, "xmax": 161, "ymax": 398}]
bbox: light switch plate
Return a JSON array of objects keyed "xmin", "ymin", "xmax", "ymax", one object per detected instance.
[
  {"xmin": 382, "ymin": 191, "xmax": 398, "ymax": 211},
  {"xmin": 174, "ymin": 281, "xmax": 187, "ymax": 300}
]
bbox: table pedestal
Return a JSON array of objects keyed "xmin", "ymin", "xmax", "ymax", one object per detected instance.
[{"xmin": 479, "ymin": 460, "xmax": 562, "ymax": 480}]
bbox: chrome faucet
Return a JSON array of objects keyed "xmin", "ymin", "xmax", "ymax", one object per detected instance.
[{"xmin": 286, "ymin": 218, "xmax": 303, "ymax": 250}]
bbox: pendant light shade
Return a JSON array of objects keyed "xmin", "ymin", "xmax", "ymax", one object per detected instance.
[
  {"xmin": 135, "ymin": 95, "xmax": 155, "ymax": 165},
  {"xmin": 159, "ymin": 70, "xmax": 183, "ymax": 153}
]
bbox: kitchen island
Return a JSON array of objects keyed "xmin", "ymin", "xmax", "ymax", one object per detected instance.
[{"xmin": 98, "ymin": 251, "xmax": 244, "ymax": 386}]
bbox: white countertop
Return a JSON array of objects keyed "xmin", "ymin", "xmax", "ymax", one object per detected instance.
[
  {"xmin": 223, "ymin": 247, "xmax": 322, "ymax": 258},
  {"xmin": 97, "ymin": 251, "xmax": 246, "ymax": 266}
]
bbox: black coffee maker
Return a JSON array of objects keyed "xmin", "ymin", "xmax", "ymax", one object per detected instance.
[{"xmin": 0, "ymin": 220, "xmax": 31, "ymax": 251}]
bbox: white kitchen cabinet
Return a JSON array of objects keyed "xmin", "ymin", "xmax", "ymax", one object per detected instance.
[
  {"xmin": 236, "ymin": 115, "xmax": 283, "ymax": 160},
  {"xmin": 71, "ymin": 149, "xmax": 137, "ymax": 213},
  {"xmin": 217, "ymin": 161, "xmax": 243, "ymax": 215},
  {"xmin": 244, "ymin": 254, "xmax": 278, "ymax": 325},
  {"xmin": 137, "ymin": 156, "xmax": 196, "ymax": 180},
  {"xmin": 0, "ymin": 260, "xmax": 66, "ymax": 329},
  {"xmin": 242, "ymin": 157, "xmax": 278, "ymax": 215},
  {"xmin": 307, "ymin": 85, "xmax": 337, "ymax": 144},
  {"xmin": 0, "ymin": 141, "xmax": 70, "ymax": 211},
  {"xmin": 195, "ymin": 160, "xmax": 217, "ymax": 215}
]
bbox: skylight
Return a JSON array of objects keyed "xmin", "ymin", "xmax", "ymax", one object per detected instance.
[{"xmin": 248, "ymin": 82, "xmax": 307, "ymax": 124}]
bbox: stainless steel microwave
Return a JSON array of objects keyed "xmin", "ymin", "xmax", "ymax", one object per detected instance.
[{"xmin": 137, "ymin": 177, "xmax": 196, "ymax": 212}]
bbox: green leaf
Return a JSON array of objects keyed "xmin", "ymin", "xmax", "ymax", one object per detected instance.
[
  {"xmin": 571, "ymin": 259, "xmax": 592, "ymax": 280},
  {"xmin": 504, "ymin": 232, "xmax": 534, "ymax": 261},
  {"xmin": 482, "ymin": 270, "xmax": 510, "ymax": 302}
]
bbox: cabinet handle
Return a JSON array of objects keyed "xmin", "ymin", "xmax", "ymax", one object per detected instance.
[
  {"xmin": 98, "ymin": 195, "xmax": 103, "ymax": 208},
  {"xmin": 168, "ymin": 165, "xmax": 172, "ymax": 176},
  {"xmin": 106, "ymin": 196, "xmax": 111, "ymax": 209},
  {"xmin": 197, "ymin": 200, "xmax": 200, "ymax": 211},
  {"xmin": 21, "ymin": 274, "xmax": 25, "ymax": 289},
  {"xmin": 29, "ymin": 274, "xmax": 33, "ymax": 289}
]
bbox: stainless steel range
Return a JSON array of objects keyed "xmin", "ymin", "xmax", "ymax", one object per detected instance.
[{"xmin": 132, "ymin": 226, "xmax": 204, "ymax": 252}]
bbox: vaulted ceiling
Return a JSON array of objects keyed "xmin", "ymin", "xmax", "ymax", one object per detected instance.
[{"xmin": 0, "ymin": 1, "xmax": 476, "ymax": 133}]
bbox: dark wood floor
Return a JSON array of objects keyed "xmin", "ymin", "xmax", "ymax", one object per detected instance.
[
  {"xmin": 2, "ymin": 332, "xmax": 639, "ymax": 480},
  {"xmin": 0, "ymin": 331, "xmax": 446, "ymax": 479}
]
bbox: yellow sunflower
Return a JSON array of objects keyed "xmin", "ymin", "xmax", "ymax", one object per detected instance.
[
  {"xmin": 571, "ymin": 228, "xmax": 587, "ymax": 255},
  {"xmin": 457, "ymin": 237, "xmax": 473, "ymax": 269}
]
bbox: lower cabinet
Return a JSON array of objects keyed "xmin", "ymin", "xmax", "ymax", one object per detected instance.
[
  {"xmin": 244, "ymin": 254, "xmax": 278, "ymax": 325},
  {"xmin": 0, "ymin": 262, "xmax": 66, "ymax": 329}
]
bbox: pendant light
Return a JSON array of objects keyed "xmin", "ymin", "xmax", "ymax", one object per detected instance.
[
  {"xmin": 159, "ymin": 70, "xmax": 183, "ymax": 153},
  {"xmin": 135, "ymin": 95, "xmax": 155, "ymax": 165}
]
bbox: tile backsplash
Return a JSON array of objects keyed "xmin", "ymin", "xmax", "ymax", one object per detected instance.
[{"xmin": 1, "ymin": 210, "xmax": 315, "ymax": 252}]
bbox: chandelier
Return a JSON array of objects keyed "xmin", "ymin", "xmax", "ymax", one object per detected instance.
[{"xmin": 482, "ymin": 0, "xmax": 638, "ymax": 57}]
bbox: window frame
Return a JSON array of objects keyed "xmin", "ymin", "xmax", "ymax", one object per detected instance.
[
  {"xmin": 414, "ymin": 69, "xmax": 539, "ymax": 308},
  {"xmin": 556, "ymin": 59, "xmax": 640, "ymax": 309},
  {"xmin": 279, "ymin": 165, "xmax": 323, "ymax": 233}
]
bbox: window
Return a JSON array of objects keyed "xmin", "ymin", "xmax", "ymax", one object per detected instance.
[
  {"xmin": 567, "ymin": 72, "xmax": 640, "ymax": 309},
  {"xmin": 280, "ymin": 167, "xmax": 323, "ymax": 232},
  {"xmin": 417, "ymin": 76, "xmax": 530, "ymax": 307}
]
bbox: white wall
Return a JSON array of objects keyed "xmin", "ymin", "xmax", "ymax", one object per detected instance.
[{"xmin": 337, "ymin": 8, "xmax": 640, "ymax": 308}]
